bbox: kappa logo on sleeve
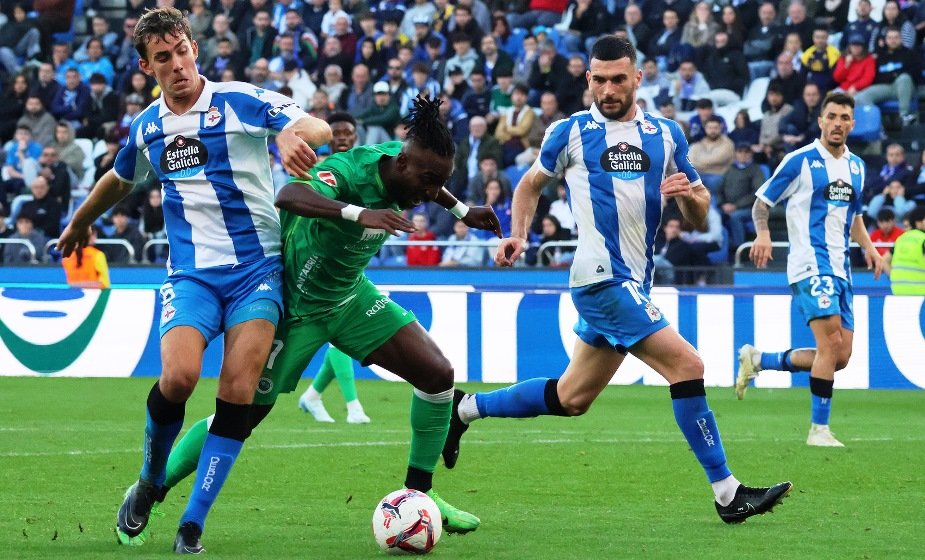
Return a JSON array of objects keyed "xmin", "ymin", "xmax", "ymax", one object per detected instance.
[{"xmin": 317, "ymin": 171, "xmax": 337, "ymax": 187}]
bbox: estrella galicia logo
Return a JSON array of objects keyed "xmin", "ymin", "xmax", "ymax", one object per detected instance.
[
  {"xmin": 160, "ymin": 135, "xmax": 208, "ymax": 179},
  {"xmin": 600, "ymin": 142, "xmax": 650, "ymax": 180},
  {"xmin": 823, "ymin": 179, "xmax": 855, "ymax": 207}
]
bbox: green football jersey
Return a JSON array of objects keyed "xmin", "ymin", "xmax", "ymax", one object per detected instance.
[{"xmin": 280, "ymin": 141, "xmax": 402, "ymax": 317}]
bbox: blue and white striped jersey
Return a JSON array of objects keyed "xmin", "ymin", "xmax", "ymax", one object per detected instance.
[
  {"xmin": 114, "ymin": 77, "xmax": 308, "ymax": 273},
  {"xmin": 537, "ymin": 103, "xmax": 701, "ymax": 290},
  {"xmin": 756, "ymin": 139, "xmax": 865, "ymax": 285}
]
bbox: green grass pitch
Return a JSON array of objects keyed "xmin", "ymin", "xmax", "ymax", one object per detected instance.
[{"xmin": 1, "ymin": 377, "xmax": 923, "ymax": 559}]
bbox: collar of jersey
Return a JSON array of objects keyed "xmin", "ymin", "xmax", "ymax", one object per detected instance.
[
  {"xmin": 812, "ymin": 138, "xmax": 852, "ymax": 161},
  {"xmin": 158, "ymin": 75, "xmax": 214, "ymax": 118},
  {"xmin": 590, "ymin": 103, "xmax": 646, "ymax": 125}
]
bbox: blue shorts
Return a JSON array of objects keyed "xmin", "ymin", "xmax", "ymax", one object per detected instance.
[
  {"xmin": 791, "ymin": 274, "xmax": 854, "ymax": 331},
  {"xmin": 158, "ymin": 256, "xmax": 283, "ymax": 340},
  {"xmin": 571, "ymin": 279, "xmax": 670, "ymax": 353}
]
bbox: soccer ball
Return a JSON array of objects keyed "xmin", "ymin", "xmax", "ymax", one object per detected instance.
[{"xmin": 372, "ymin": 489, "xmax": 442, "ymax": 554}]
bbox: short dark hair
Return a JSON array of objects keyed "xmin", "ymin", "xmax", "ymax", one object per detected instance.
[
  {"xmin": 907, "ymin": 205, "xmax": 925, "ymax": 226},
  {"xmin": 590, "ymin": 35, "xmax": 637, "ymax": 65},
  {"xmin": 512, "ymin": 82, "xmax": 529, "ymax": 96},
  {"xmin": 821, "ymin": 91, "xmax": 855, "ymax": 111},
  {"xmin": 404, "ymin": 94, "xmax": 455, "ymax": 158},
  {"xmin": 705, "ymin": 115, "xmax": 724, "ymax": 126},
  {"xmin": 134, "ymin": 7, "xmax": 193, "ymax": 61},
  {"xmin": 451, "ymin": 32, "xmax": 471, "ymax": 44},
  {"xmin": 327, "ymin": 111, "xmax": 357, "ymax": 128},
  {"xmin": 876, "ymin": 208, "xmax": 896, "ymax": 222},
  {"xmin": 695, "ymin": 98, "xmax": 714, "ymax": 110},
  {"xmin": 112, "ymin": 205, "xmax": 131, "ymax": 217}
]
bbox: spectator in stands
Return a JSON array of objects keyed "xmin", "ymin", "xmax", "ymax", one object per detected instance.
[
  {"xmin": 357, "ymin": 81, "xmax": 401, "ymax": 144},
  {"xmin": 508, "ymin": 0, "xmax": 567, "ymax": 30},
  {"xmin": 330, "ymin": 14, "xmax": 359, "ymax": 61},
  {"xmin": 758, "ymin": 82, "xmax": 793, "ymax": 165},
  {"xmin": 779, "ymin": 82, "xmax": 822, "ymax": 152},
  {"xmin": 438, "ymin": 91, "xmax": 470, "ymax": 143},
  {"xmin": 648, "ymin": 9, "xmax": 683, "ymax": 69},
  {"xmin": 302, "ymin": 0, "xmax": 327, "ymax": 36},
  {"xmin": 855, "ymin": 27, "xmax": 921, "ymax": 126},
  {"xmin": 495, "ymin": 83, "xmax": 535, "ymax": 167},
  {"xmin": 682, "ymin": 2, "xmax": 719, "ymax": 51},
  {"xmin": 0, "ymin": 4, "xmax": 40, "ymax": 75},
  {"xmin": 477, "ymin": 178, "xmax": 512, "ymax": 238},
  {"xmin": 451, "ymin": 115, "xmax": 500, "ymax": 196},
  {"xmin": 548, "ymin": 182, "xmax": 576, "ymax": 235},
  {"xmin": 563, "ymin": 0, "xmax": 607, "ymax": 55},
  {"xmin": 400, "ymin": 63, "xmax": 442, "ymax": 117},
  {"xmin": 869, "ymin": 208, "xmax": 904, "ymax": 256},
  {"xmin": 440, "ymin": 219, "xmax": 485, "ymax": 266},
  {"xmin": 74, "ymin": 16, "xmax": 119, "ymax": 64},
  {"xmin": 216, "ymin": 0, "xmax": 249, "ymax": 33},
  {"xmin": 447, "ymin": 5, "xmax": 484, "ymax": 47},
  {"xmin": 700, "ymin": 30, "xmax": 749, "ymax": 96},
  {"xmin": 671, "ymin": 59, "xmax": 709, "ymax": 112},
  {"xmin": 555, "ymin": 55, "xmax": 589, "ymax": 116},
  {"xmin": 815, "ymin": 0, "xmax": 849, "ymax": 32},
  {"xmin": 410, "ymin": 16, "xmax": 447, "ymax": 66},
  {"xmin": 743, "ymin": 2, "xmax": 783, "ymax": 78},
  {"xmin": 93, "ymin": 131, "xmax": 121, "ymax": 182},
  {"xmin": 81, "ymin": 73, "xmax": 120, "ymax": 141},
  {"xmin": 114, "ymin": 17, "xmax": 141, "ymax": 77},
  {"xmin": 50, "ymin": 43, "xmax": 78, "ymax": 86},
  {"xmin": 203, "ymin": 37, "xmax": 238, "ymax": 81},
  {"xmin": 140, "ymin": 186, "xmax": 167, "ymax": 262},
  {"xmin": 490, "ymin": 14, "xmax": 520, "ymax": 59},
  {"xmin": 357, "ymin": 38, "xmax": 386, "ymax": 82},
  {"xmin": 800, "ymin": 26, "xmax": 839, "ymax": 92},
  {"xmin": 238, "ymin": 9, "xmax": 276, "ymax": 69},
  {"xmin": 488, "ymin": 68, "xmax": 514, "ymax": 126},
  {"xmin": 719, "ymin": 5, "xmax": 747, "ymax": 49},
  {"xmin": 527, "ymin": 214, "xmax": 573, "ymax": 266},
  {"xmin": 717, "ymin": 142, "xmax": 764, "ymax": 249},
  {"xmin": 909, "ymin": 150, "xmax": 925, "ymax": 205},
  {"xmin": 13, "ymin": 95, "xmax": 56, "ymax": 149},
  {"xmin": 321, "ymin": 1, "xmax": 352, "ymax": 40},
  {"xmin": 279, "ymin": 59, "xmax": 316, "ymax": 110},
  {"xmin": 688, "ymin": 99, "xmax": 727, "ymax": 143},
  {"xmin": 445, "ymin": 32, "xmax": 480, "ymax": 86},
  {"xmin": 344, "ymin": 63, "xmax": 374, "ymax": 114},
  {"xmin": 29, "ymin": 64, "xmax": 61, "ymax": 114},
  {"xmin": 402, "ymin": 0, "xmax": 437, "ymax": 38},
  {"xmin": 770, "ymin": 50, "xmax": 806, "ymax": 106},
  {"xmin": 4, "ymin": 212, "xmax": 44, "ymax": 264},
  {"xmin": 4, "ymin": 86, "xmax": 36, "ymax": 145},
  {"xmin": 689, "ymin": 116, "xmax": 734, "ymax": 193},
  {"xmin": 866, "ymin": 143, "xmax": 915, "ymax": 205},
  {"xmin": 657, "ymin": 98, "xmax": 689, "ymax": 136},
  {"xmin": 113, "ymin": 93, "xmax": 146, "ymax": 140},
  {"xmin": 248, "ymin": 57, "xmax": 279, "ymax": 91},
  {"xmin": 654, "ymin": 216, "xmax": 691, "ymax": 283},
  {"xmin": 49, "ymin": 122, "xmax": 86, "ymax": 183},
  {"xmin": 623, "ymin": 4, "xmax": 653, "ymax": 58},
  {"xmin": 872, "ymin": 0, "xmax": 917, "ymax": 51},
  {"xmin": 640, "ymin": 58, "xmax": 670, "ymax": 95},
  {"xmin": 528, "ymin": 91, "xmax": 566, "ymax": 149},
  {"xmin": 382, "ymin": 58, "xmax": 411, "ymax": 101},
  {"xmin": 123, "ymin": 70, "xmax": 155, "ymax": 107},
  {"xmin": 513, "ymin": 34, "xmax": 539, "ymax": 85},
  {"xmin": 729, "ymin": 109, "xmax": 759, "ymax": 149},
  {"xmin": 20, "ymin": 176, "xmax": 62, "ymax": 240},
  {"xmin": 832, "ymin": 34, "xmax": 874, "ymax": 96},
  {"xmin": 781, "ymin": 0, "xmax": 813, "ymax": 47},
  {"xmin": 281, "ymin": 9, "xmax": 321, "ymax": 70},
  {"xmin": 456, "ymin": 0, "xmax": 492, "ymax": 35},
  {"xmin": 187, "ymin": 0, "xmax": 214, "ymax": 44},
  {"xmin": 33, "ymin": 146, "xmax": 73, "ymax": 210},
  {"xmin": 406, "ymin": 213, "xmax": 442, "ymax": 265},
  {"xmin": 1, "ymin": 125, "xmax": 42, "ymax": 208},
  {"xmin": 62, "ymin": 224, "xmax": 110, "ymax": 286},
  {"xmin": 320, "ymin": 63, "xmax": 350, "ymax": 106},
  {"xmin": 50, "ymin": 68, "xmax": 91, "ymax": 132},
  {"xmin": 468, "ymin": 156, "xmax": 513, "ymax": 205},
  {"xmin": 461, "ymin": 69, "xmax": 492, "ymax": 118},
  {"xmin": 203, "ymin": 14, "xmax": 241, "ymax": 68},
  {"xmin": 106, "ymin": 205, "xmax": 146, "ymax": 264},
  {"xmin": 839, "ymin": 0, "xmax": 877, "ymax": 52},
  {"xmin": 34, "ymin": 0, "xmax": 76, "ymax": 61},
  {"xmin": 0, "ymin": 207, "xmax": 10, "ymax": 262},
  {"xmin": 378, "ymin": 16, "xmax": 412, "ymax": 63},
  {"xmin": 477, "ymin": 35, "xmax": 513, "ymax": 86},
  {"xmin": 528, "ymin": 39, "xmax": 568, "ymax": 106},
  {"xmin": 868, "ymin": 180, "xmax": 918, "ymax": 222}
]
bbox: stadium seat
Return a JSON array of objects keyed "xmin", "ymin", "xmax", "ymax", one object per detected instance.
[
  {"xmin": 73, "ymin": 138, "xmax": 96, "ymax": 190},
  {"xmin": 7, "ymin": 194, "xmax": 33, "ymax": 227},
  {"xmin": 707, "ymin": 228, "xmax": 730, "ymax": 265},
  {"xmin": 848, "ymin": 105, "xmax": 882, "ymax": 142},
  {"xmin": 739, "ymin": 77, "xmax": 770, "ymax": 122},
  {"xmin": 878, "ymin": 100, "xmax": 900, "ymax": 114}
]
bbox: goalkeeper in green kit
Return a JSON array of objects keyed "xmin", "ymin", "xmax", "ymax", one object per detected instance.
[{"xmin": 144, "ymin": 95, "xmax": 500, "ymax": 537}]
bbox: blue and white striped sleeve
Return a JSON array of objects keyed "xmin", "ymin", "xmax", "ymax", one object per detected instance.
[
  {"xmin": 665, "ymin": 119, "xmax": 702, "ymax": 186},
  {"xmin": 853, "ymin": 158, "xmax": 866, "ymax": 215},
  {"xmin": 537, "ymin": 118, "xmax": 572, "ymax": 177},
  {"xmin": 113, "ymin": 119, "xmax": 147, "ymax": 184},
  {"xmin": 223, "ymin": 84, "xmax": 309, "ymax": 135},
  {"xmin": 756, "ymin": 151, "xmax": 803, "ymax": 206}
]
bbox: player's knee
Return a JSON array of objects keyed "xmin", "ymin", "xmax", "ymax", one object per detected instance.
[
  {"xmin": 559, "ymin": 394, "xmax": 593, "ymax": 416},
  {"xmin": 158, "ymin": 369, "xmax": 198, "ymax": 401},
  {"xmin": 677, "ymin": 354, "xmax": 705, "ymax": 381},
  {"xmin": 835, "ymin": 349, "xmax": 852, "ymax": 371},
  {"xmin": 420, "ymin": 358, "xmax": 454, "ymax": 394}
]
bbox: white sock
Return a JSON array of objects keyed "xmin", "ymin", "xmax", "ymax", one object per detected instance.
[
  {"xmin": 712, "ymin": 474, "xmax": 741, "ymax": 507},
  {"xmin": 346, "ymin": 399, "xmax": 364, "ymax": 413},
  {"xmin": 303, "ymin": 387, "xmax": 322, "ymax": 401},
  {"xmin": 457, "ymin": 394, "xmax": 481, "ymax": 424}
]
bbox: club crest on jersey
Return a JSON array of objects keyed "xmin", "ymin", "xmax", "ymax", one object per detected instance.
[
  {"xmin": 160, "ymin": 302, "xmax": 176, "ymax": 325},
  {"xmin": 600, "ymin": 142, "xmax": 650, "ymax": 180},
  {"xmin": 160, "ymin": 135, "xmax": 208, "ymax": 179},
  {"xmin": 640, "ymin": 120, "xmax": 659, "ymax": 134},
  {"xmin": 824, "ymin": 179, "xmax": 854, "ymax": 207},
  {"xmin": 817, "ymin": 294, "xmax": 831, "ymax": 309},
  {"xmin": 317, "ymin": 170, "xmax": 337, "ymax": 187},
  {"xmin": 645, "ymin": 302, "xmax": 662, "ymax": 322},
  {"xmin": 203, "ymin": 106, "xmax": 222, "ymax": 128}
]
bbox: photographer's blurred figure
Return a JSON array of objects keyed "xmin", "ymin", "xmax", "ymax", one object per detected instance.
[{"xmin": 63, "ymin": 225, "xmax": 110, "ymax": 289}]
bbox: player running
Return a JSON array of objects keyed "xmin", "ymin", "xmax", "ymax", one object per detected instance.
[
  {"xmin": 442, "ymin": 35, "xmax": 792, "ymax": 524},
  {"xmin": 154, "ymin": 95, "xmax": 501, "ymax": 534},
  {"xmin": 56, "ymin": 7, "xmax": 331, "ymax": 554},
  {"xmin": 736, "ymin": 92, "xmax": 883, "ymax": 447}
]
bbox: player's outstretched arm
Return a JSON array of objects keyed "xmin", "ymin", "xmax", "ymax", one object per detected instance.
[
  {"xmin": 276, "ymin": 182, "xmax": 415, "ymax": 236},
  {"xmin": 850, "ymin": 214, "xmax": 884, "ymax": 279},
  {"xmin": 433, "ymin": 188, "xmax": 502, "ymax": 238},
  {"xmin": 495, "ymin": 162, "xmax": 548, "ymax": 266},
  {"xmin": 749, "ymin": 199, "xmax": 774, "ymax": 268},
  {"xmin": 57, "ymin": 169, "xmax": 133, "ymax": 258}
]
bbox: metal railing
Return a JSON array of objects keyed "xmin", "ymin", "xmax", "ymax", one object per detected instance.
[
  {"xmin": 0, "ymin": 239, "xmax": 37, "ymax": 262},
  {"xmin": 734, "ymin": 241, "xmax": 896, "ymax": 267},
  {"xmin": 44, "ymin": 238, "xmax": 137, "ymax": 262}
]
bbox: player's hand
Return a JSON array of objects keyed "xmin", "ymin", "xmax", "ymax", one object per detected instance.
[
  {"xmin": 357, "ymin": 208, "xmax": 416, "ymax": 236},
  {"xmin": 462, "ymin": 206, "xmax": 502, "ymax": 238},
  {"xmin": 749, "ymin": 235, "xmax": 773, "ymax": 268},
  {"xmin": 276, "ymin": 129, "xmax": 318, "ymax": 179},
  {"xmin": 57, "ymin": 221, "xmax": 92, "ymax": 258},
  {"xmin": 866, "ymin": 248, "xmax": 884, "ymax": 280},
  {"xmin": 660, "ymin": 172, "xmax": 693, "ymax": 199},
  {"xmin": 495, "ymin": 237, "xmax": 527, "ymax": 267}
]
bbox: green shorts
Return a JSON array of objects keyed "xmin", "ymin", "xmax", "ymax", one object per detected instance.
[{"xmin": 252, "ymin": 278, "xmax": 416, "ymax": 405}]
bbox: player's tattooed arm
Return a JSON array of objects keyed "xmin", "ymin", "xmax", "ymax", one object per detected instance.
[
  {"xmin": 749, "ymin": 199, "xmax": 774, "ymax": 268},
  {"xmin": 752, "ymin": 199, "xmax": 771, "ymax": 233}
]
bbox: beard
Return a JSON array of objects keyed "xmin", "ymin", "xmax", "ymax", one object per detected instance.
[{"xmin": 594, "ymin": 93, "xmax": 635, "ymax": 120}]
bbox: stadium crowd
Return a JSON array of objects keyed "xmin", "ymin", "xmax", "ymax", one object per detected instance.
[{"xmin": 1, "ymin": 0, "xmax": 925, "ymax": 278}]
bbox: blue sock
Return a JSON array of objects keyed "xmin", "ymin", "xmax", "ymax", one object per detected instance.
[
  {"xmin": 809, "ymin": 377, "xmax": 834, "ymax": 425},
  {"xmin": 180, "ymin": 433, "xmax": 243, "ymax": 531},
  {"xmin": 140, "ymin": 412, "xmax": 183, "ymax": 486},
  {"xmin": 475, "ymin": 378, "xmax": 565, "ymax": 418},
  {"xmin": 670, "ymin": 380, "xmax": 732, "ymax": 483},
  {"xmin": 759, "ymin": 351, "xmax": 784, "ymax": 371}
]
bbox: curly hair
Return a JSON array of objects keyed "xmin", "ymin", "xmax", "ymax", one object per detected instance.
[{"xmin": 403, "ymin": 93, "xmax": 455, "ymax": 158}]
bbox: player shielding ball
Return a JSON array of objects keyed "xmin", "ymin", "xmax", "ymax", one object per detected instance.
[
  {"xmin": 736, "ymin": 92, "xmax": 883, "ymax": 447},
  {"xmin": 153, "ymin": 95, "xmax": 501, "ymax": 534},
  {"xmin": 443, "ymin": 35, "xmax": 792, "ymax": 524},
  {"xmin": 57, "ymin": 7, "xmax": 331, "ymax": 554}
]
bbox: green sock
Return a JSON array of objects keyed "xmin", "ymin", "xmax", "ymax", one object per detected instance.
[
  {"xmin": 311, "ymin": 346, "xmax": 339, "ymax": 393},
  {"xmin": 328, "ymin": 346, "xmax": 358, "ymax": 402},
  {"xmin": 163, "ymin": 417, "xmax": 210, "ymax": 491},
  {"xmin": 407, "ymin": 389, "xmax": 452, "ymax": 473}
]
